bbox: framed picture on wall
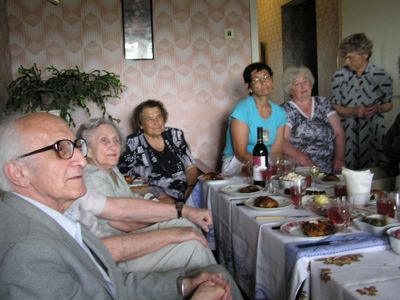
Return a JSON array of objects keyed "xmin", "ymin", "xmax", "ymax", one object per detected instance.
[{"xmin": 122, "ymin": 0, "xmax": 154, "ymax": 60}]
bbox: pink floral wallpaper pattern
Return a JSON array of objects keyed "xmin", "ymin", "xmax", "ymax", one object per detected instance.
[{"xmin": 5, "ymin": 0, "xmax": 252, "ymax": 170}]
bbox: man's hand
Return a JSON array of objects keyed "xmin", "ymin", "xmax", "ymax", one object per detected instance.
[
  {"xmin": 190, "ymin": 281, "xmax": 227, "ymax": 300},
  {"xmin": 183, "ymin": 272, "xmax": 232, "ymax": 300},
  {"xmin": 182, "ymin": 206, "xmax": 213, "ymax": 232},
  {"xmin": 168, "ymin": 227, "xmax": 209, "ymax": 247}
]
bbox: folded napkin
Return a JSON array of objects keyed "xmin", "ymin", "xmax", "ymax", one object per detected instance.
[
  {"xmin": 284, "ymin": 232, "xmax": 389, "ymax": 282},
  {"xmin": 342, "ymin": 167, "xmax": 374, "ymax": 195}
]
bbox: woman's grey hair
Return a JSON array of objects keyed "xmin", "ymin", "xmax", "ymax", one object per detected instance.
[
  {"xmin": 76, "ymin": 118, "xmax": 125, "ymax": 152},
  {"xmin": 0, "ymin": 113, "xmax": 27, "ymax": 192},
  {"xmin": 339, "ymin": 33, "xmax": 373, "ymax": 59},
  {"xmin": 282, "ymin": 66, "xmax": 315, "ymax": 97}
]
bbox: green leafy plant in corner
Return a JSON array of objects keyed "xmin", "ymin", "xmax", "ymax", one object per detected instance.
[{"xmin": 6, "ymin": 64, "xmax": 126, "ymax": 127}]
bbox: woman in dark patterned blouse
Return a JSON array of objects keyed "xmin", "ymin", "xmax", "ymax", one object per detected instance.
[
  {"xmin": 330, "ymin": 33, "xmax": 393, "ymax": 170},
  {"xmin": 282, "ymin": 66, "xmax": 345, "ymax": 174},
  {"xmin": 118, "ymin": 99, "xmax": 199, "ymax": 203}
]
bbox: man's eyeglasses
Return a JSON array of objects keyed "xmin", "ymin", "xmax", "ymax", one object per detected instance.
[
  {"xmin": 251, "ymin": 74, "xmax": 272, "ymax": 84},
  {"xmin": 16, "ymin": 138, "xmax": 88, "ymax": 160}
]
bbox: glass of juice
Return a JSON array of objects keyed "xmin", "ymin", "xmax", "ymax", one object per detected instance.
[
  {"xmin": 328, "ymin": 197, "xmax": 351, "ymax": 231},
  {"xmin": 334, "ymin": 183, "xmax": 347, "ymax": 198},
  {"xmin": 377, "ymin": 194, "xmax": 396, "ymax": 218},
  {"xmin": 290, "ymin": 179, "xmax": 306, "ymax": 208}
]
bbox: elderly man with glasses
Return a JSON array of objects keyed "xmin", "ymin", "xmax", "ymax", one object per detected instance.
[{"xmin": 0, "ymin": 112, "xmax": 242, "ymax": 300}]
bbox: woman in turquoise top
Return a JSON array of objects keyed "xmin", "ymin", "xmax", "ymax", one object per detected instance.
[{"xmin": 222, "ymin": 62, "xmax": 287, "ymax": 175}]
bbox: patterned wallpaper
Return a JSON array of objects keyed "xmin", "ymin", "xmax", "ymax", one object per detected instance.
[
  {"xmin": 0, "ymin": 0, "xmax": 11, "ymax": 111},
  {"xmin": 5, "ymin": 0, "xmax": 251, "ymax": 170},
  {"xmin": 257, "ymin": 0, "xmax": 339, "ymax": 101}
]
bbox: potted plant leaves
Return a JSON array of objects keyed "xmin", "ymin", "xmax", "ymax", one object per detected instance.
[{"xmin": 6, "ymin": 64, "xmax": 125, "ymax": 127}]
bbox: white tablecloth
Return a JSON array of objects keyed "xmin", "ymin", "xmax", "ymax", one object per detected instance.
[
  {"xmin": 196, "ymin": 176, "xmax": 397, "ymax": 300},
  {"xmin": 310, "ymin": 250, "xmax": 400, "ymax": 300}
]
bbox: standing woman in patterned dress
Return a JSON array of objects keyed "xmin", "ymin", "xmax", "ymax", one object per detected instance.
[{"xmin": 330, "ymin": 33, "xmax": 393, "ymax": 170}]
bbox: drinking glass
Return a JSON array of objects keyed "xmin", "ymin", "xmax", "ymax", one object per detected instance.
[
  {"xmin": 334, "ymin": 182, "xmax": 347, "ymax": 198},
  {"xmin": 268, "ymin": 153, "xmax": 280, "ymax": 176},
  {"xmin": 278, "ymin": 155, "xmax": 296, "ymax": 176},
  {"xmin": 310, "ymin": 165, "xmax": 320, "ymax": 187},
  {"xmin": 263, "ymin": 168, "xmax": 274, "ymax": 192},
  {"xmin": 289, "ymin": 179, "xmax": 306, "ymax": 208},
  {"xmin": 242, "ymin": 161, "xmax": 253, "ymax": 184},
  {"xmin": 338, "ymin": 197, "xmax": 351, "ymax": 232},
  {"xmin": 376, "ymin": 193, "xmax": 396, "ymax": 218},
  {"xmin": 328, "ymin": 197, "xmax": 351, "ymax": 232}
]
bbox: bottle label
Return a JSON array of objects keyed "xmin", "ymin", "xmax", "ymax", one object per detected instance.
[{"xmin": 253, "ymin": 156, "xmax": 266, "ymax": 181}]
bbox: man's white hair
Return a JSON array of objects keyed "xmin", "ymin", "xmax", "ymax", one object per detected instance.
[{"xmin": 0, "ymin": 113, "xmax": 27, "ymax": 192}]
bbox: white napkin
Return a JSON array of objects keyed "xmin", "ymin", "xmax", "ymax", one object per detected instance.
[
  {"xmin": 342, "ymin": 167, "xmax": 374, "ymax": 207},
  {"xmin": 342, "ymin": 167, "xmax": 374, "ymax": 194}
]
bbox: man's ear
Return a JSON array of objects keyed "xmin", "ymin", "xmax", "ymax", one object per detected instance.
[{"xmin": 3, "ymin": 161, "xmax": 30, "ymax": 187}]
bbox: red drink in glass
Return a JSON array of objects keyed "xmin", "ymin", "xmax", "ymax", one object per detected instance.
[
  {"xmin": 269, "ymin": 165, "xmax": 278, "ymax": 176},
  {"xmin": 263, "ymin": 168, "xmax": 273, "ymax": 181},
  {"xmin": 377, "ymin": 199, "xmax": 395, "ymax": 218},
  {"xmin": 327, "ymin": 205, "xmax": 343, "ymax": 224},
  {"xmin": 290, "ymin": 184, "xmax": 304, "ymax": 208},
  {"xmin": 334, "ymin": 184, "xmax": 347, "ymax": 198}
]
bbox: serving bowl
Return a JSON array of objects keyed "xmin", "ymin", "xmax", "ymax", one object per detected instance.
[
  {"xmin": 279, "ymin": 172, "xmax": 306, "ymax": 189},
  {"xmin": 386, "ymin": 226, "xmax": 400, "ymax": 255},
  {"xmin": 353, "ymin": 214, "xmax": 400, "ymax": 237}
]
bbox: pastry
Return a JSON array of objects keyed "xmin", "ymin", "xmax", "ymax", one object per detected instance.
[
  {"xmin": 254, "ymin": 196, "xmax": 279, "ymax": 208},
  {"xmin": 301, "ymin": 219, "xmax": 337, "ymax": 237},
  {"xmin": 322, "ymin": 174, "xmax": 340, "ymax": 182},
  {"xmin": 239, "ymin": 185, "xmax": 260, "ymax": 193}
]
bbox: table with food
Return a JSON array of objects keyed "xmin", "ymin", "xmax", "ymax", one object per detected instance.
[{"xmin": 195, "ymin": 169, "xmax": 400, "ymax": 300}]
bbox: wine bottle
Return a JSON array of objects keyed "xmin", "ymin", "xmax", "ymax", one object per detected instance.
[{"xmin": 252, "ymin": 127, "xmax": 268, "ymax": 187}]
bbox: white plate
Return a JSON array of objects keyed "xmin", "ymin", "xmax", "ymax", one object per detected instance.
[
  {"xmin": 280, "ymin": 219, "xmax": 338, "ymax": 239},
  {"xmin": 221, "ymin": 184, "xmax": 264, "ymax": 196},
  {"xmin": 244, "ymin": 195, "xmax": 292, "ymax": 211},
  {"xmin": 197, "ymin": 174, "xmax": 229, "ymax": 185}
]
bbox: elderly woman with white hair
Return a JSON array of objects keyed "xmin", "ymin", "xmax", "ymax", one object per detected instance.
[
  {"xmin": 69, "ymin": 117, "xmax": 218, "ymax": 274},
  {"xmin": 281, "ymin": 66, "xmax": 345, "ymax": 174}
]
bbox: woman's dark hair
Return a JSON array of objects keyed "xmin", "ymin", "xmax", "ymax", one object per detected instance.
[
  {"xmin": 243, "ymin": 62, "xmax": 274, "ymax": 89},
  {"xmin": 131, "ymin": 99, "xmax": 169, "ymax": 134},
  {"xmin": 339, "ymin": 33, "xmax": 373, "ymax": 59}
]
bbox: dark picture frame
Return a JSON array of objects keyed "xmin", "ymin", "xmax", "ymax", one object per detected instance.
[{"xmin": 122, "ymin": 0, "xmax": 154, "ymax": 60}]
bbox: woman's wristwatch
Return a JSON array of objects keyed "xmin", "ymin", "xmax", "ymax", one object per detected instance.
[{"xmin": 176, "ymin": 202, "xmax": 184, "ymax": 218}]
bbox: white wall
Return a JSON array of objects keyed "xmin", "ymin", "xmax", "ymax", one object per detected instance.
[{"xmin": 342, "ymin": 0, "xmax": 400, "ymax": 127}]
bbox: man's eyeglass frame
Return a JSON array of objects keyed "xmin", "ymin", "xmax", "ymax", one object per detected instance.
[{"xmin": 16, "ymin": 138, "xmax": 88, "ymax": 160}]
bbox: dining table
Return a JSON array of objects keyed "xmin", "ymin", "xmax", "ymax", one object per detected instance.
[{"xmin": 188, "ymin": 173, "xmax": 400, "ymax": 300}]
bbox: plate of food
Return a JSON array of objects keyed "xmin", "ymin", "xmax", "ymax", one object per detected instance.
[
  {"xmin": 309, "ymin": 194, "xmax": 332, "ymax": 216},
  {"xmin": 221, "ymin": 184, "xmax": 263, "ymax": 196},
  {"xmin": 280, "ymin": 218, "xmax": 338, "ymax": 238},
  {"xmin": 198, "ymin": 172, "xmax": 228, "ymax": 184},
  {"xmin": 244, "ymin": 195, "xmax": 292, "ymax": 211},
  {"xmin": 315, "ymin": 174, "xmax": 344, "ymax": 186}
]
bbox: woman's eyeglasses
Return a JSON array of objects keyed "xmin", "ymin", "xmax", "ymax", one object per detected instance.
[
  {"xmin": 251, "ymin": 74, "xmax": 272, "ymax": 84},
  {"xmin": 16, "ymin": 138, "xmax": 88, "ymax": 160}
]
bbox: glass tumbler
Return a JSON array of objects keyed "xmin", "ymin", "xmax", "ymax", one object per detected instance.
[{"xmin": 290, "ymin": 179, "xmax": 306, "ymax": 208}]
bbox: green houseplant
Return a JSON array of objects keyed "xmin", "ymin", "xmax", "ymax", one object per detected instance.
[{"xmin": 6, "ymin": 64, "xmax": 125, "ymax": 127}]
